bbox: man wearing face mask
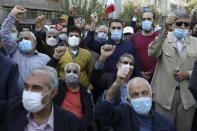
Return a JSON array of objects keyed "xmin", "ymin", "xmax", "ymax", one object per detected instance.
[
  {"xmin": 86, "ymin": 13, "xmax": 141, "ymax": 87},
  {"xmin": 49, "ymin": 26, "xmax": 94, "ymax": 90},
  {"xmin": 53, "ymin": 63, "xmax": 93, "ymax": 130},
  {"xmin": 59, "ymin": 27, "xmax": 68, "ymax": 46},
  {"xmin": 189, "ymin": 19, "xmax": 197, "ymax": 37},
  {"xmin": 129, "ymin": 11, "xmax": 158, "ymax": 81},
  {"xmin": 4, "ymin": 66, "xmax": 81, "ymax": 131},
  {"xmin": 123, "ymin": 26, "xmax": 134, "ymax": 41},
  {"xmin": 96, "ymin": 25, "xmax": 108, "ymax": 41},
  {"xmin": 1, "ymin": 5, "xmax": 50, "ymax": 91},
  {"xmin": 148, "ymin": 12, "xmax": 197, "ymax": 131},
  {"xmin": 95, "ymin": 76, "xmax": 175, "ymax": 131}
]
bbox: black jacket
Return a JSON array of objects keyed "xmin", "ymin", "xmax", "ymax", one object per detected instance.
[
  {"xmin": 0, "ymin": 52, "xmax": 19, "ymax": 129},
  {"xmin": 4, "ymin": 96, "xmax": 80, "ymax": 131},
  {"xmin": 53, "ymin": 80, "xmax": 94, "ymax": 130}
]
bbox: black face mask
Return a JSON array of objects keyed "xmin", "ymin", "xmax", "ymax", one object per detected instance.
[{"xmin": 192, "ymin": 31, "xmax": 197, "ymax": 37}]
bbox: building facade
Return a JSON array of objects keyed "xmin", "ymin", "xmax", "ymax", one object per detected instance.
[{"xmin": 0, "ymin": 0, "xmax": 65, "ymax": 24}]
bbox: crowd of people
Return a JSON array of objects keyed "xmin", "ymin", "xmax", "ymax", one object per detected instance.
[{"xmin": 1, "ymin": 4, "xmax": 197, "ymax": 131}]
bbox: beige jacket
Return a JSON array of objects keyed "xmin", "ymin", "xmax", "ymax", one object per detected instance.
[{"xmin": 148, "ymin": 32, "xmax": 197, "ymax": 110}]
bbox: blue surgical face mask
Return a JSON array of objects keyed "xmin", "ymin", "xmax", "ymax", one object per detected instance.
[
  {"xmin": 11, "ymin": 33, "xmax": 18, "ymax": 41},
  {"xmin": 19, "ymin": 39, "xmax": 33, "ymax": 53},
  {"xmin": 142, "ymin": 20, "xmax": 153, "ymax": 31},
  {"xmin": 174, "ymin": 28, "xmax": 188, "ymax": 39},
  {"xmin": 97, "ymin": 32, "xmax": 107, "ymax": 40},
  {"xmin": 59, "ymin": 34, "xmax": 67, "ymax": 40},
  {"xmin": 110, "ymin": 30, "xmax": 122, "ymax": 41},
  {"xmin": 130, "ymin": 97, "xmax": 152, "ymax": 115}
]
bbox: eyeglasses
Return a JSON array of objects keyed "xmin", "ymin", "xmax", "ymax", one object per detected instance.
[
  {"xmin": 66, "ymin": 70, "xmax": 78, "ymax": 74},
  {"xmin": 122, "ymin": 61, "xmax": 134, "ymax": 66},
  {"xmin": 175, "ymin": 22, "xmax": 190, "ymax": 27}
]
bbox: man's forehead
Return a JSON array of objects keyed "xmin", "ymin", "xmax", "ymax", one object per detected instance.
[
  {"xmin": 20, "ymin": 31, "xmax": 31, "ymax": 37},
  {"xmin": 110, "ymin": 22, "xmax": 122, "ymax": 27},
  {"xmin": 129, "ymin": 80, "xmax": 150, "ymax": 92},
  {"xmin": 26, "ymin": 71, "xmax": 50, "ymax": 87},
  {"xmin": 142, "ymin": 12, "xmax": 153, "ymax": 18},
  {"xmin": 121, "ymin": 56, "xmax": 133, "ymax": 62},
  {"xmin": 176, "ymin": 18, "xmax": 190, "ymax": 22},
  {"xmin": 69, "ymin": 32, "xmax": 80, "ymax": 36},
  {"xmin": 67, "ymin": 65, "xmax": 78, "ymax": 70}
]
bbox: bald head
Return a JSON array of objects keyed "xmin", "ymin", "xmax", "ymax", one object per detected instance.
[{"xmin": 127, "ymin": 77, "xmax": 152, "ymax": 99}]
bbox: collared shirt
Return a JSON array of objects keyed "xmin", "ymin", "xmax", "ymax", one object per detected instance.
[
  {"xmin": 24, "ymin": 105, "xmax": 54, "ymax": 131},
  {"xmin": 174, "ymin": 35, "xmax": 185, "ymax": 54},
  {"xmin": 120, "ymin": 85, "xmax": 129, "ymax": 104},
  {"xmin": 1, "ymin": 14, "xmax": 50, "ymax": 91},
  {"xmin": 68, "ymin": 48, "xmax": 79, "ymax": 59},
  {"xmin": 61, "ymin": 86, "xmax": 82, "ymax": 118}
]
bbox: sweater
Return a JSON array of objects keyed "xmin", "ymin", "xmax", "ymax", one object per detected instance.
[{"xmin": 57, "ymin": 48, "xmax": 94, "ymax": 90}]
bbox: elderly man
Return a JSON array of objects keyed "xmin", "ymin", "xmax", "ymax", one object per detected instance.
[
  {"xmin": 0, "ymin": 35, "xmax": 19, "ymax": 130},
  {"xmin": 4, "ymin": 66, "xmax": 80, "ymax": 131},
  {"xmin": 148, "ymin": 12, "xmax": 197, "ymax": 131},
  {"xmin": 53, "ymin": 63, "xmax": 93, "ymax": 130},
  {"xmin": 1, "ymin": 6, "xmax": 50, "ymax": 91},
  {"xmin": 95, "ymin": 76, "xmax": 175, "ymax": 131}
]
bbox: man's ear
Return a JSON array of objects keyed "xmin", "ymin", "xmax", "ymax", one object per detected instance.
[
  {"xmin": 126, "ymin": 97, "xmax": 131, "ymax": 103},
  {"xmin": 152, "ymin": 93, "xmax": 155, "ymax": 101},
  {"xmin": 51, "ymin": 88, "xmax": 58, "ymax": 100}
]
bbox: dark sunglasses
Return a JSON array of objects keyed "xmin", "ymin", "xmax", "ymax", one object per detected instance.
[
  {"xmin": 176, "ymin": 22, "xmax": 190, "ymax": 27},
  {"xmin": 122, "ymin": 61, "xmax": 134, "ymax": 66},
  {"xmin": 66, "ymin": 70, "xmax": 78, "ymax": 74}
]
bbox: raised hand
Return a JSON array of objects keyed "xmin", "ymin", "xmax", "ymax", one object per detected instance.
[
  {"xmin": 53, "ymin": 46, "xmax": 66, "ymax": 60},
  {"xmin": 10, "ymin": 5, "xmax": 26, "ymax": 17},
  {"xmin": 163, "ymin": 16, "xmax": 177, "ymax": 34},
  {"xmin": 69, "ymin": 5, "xmax": 77, "ymax": 17},
  {"xmin": 91, "ymin": 12, "xmax": 98, "ymax": 24},
  {"xmin": 35, "ymin": 15, "xmax": 45, "ymax": 31},
  {"xmin": 98, "ymin": 44, "xmax": 116, "ymax": 65},
  {"xmin": 134, "ymin": 8, "xmax": 141, "ymax": 17}
]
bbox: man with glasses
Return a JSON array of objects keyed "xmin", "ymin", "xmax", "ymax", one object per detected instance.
[
  {"xmin": 4, "ymin": 66, "xmax": 80, "ymax": 131},
  {"xmin": 53, "ymin": 63, "xmax": 93, "ymax": 130},
  {"xmin": 148, "ymin": 12, "xmax": 197, "ymax": 131},
  {"xmin": 129, "ymin": 11, "xmax": 158, "ymax": 81}
]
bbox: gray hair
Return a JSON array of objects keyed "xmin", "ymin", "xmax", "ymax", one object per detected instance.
[
  {"xmin": 19, "ymin": 31, "xmax": 36, "ymax": 40},
  {"xmin": 31, "ymin": 66, "xmax": 59, "ymax": 89},
  {"xmin": 64, "ymin": 63, "xmax": 81, "ymax": 73},
  {"xmin": 47, "ymin": 29, "xmax": 59, "ymax": 36},
  {"xmin": 118, "ymin": 53, "xmax": 134, "ymax": 64},
  {"xmin": 175, "ymin": 12, "xmax": 190, "ymax": 19},
  {"xmin": 127, "ymin": 77, "xmax": 152, "ymax": 98}
]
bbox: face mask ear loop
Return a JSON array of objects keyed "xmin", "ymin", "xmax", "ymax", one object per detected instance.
[{"xmin": 41, "ymin": 89, "xmax": 53, "ymax": 104}]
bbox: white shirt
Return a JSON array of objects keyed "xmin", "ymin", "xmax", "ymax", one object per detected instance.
[{"xmin": 174, "ymin": 36, "xmax": 185, "ymax": 54}]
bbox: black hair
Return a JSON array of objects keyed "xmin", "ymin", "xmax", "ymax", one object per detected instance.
[
  {"xmin": 67, "ymin": 26, "xmax": 81, "ymax": 37},
  {"xmin": 142, "ymin": 11, "xmax": 155, "ymax": 20},
  {"xmin": 109, "ymin": 19, "xmax": 123, "ymax": 28}
]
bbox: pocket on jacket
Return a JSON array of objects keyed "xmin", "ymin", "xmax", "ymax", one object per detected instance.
[{"xmin": 163, "ymin": 52, "xmax": 173, "ymax": 61}]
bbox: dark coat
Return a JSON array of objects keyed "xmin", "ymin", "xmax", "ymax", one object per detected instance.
[
  {"xmin": 4, "ymin": 96, "xmax": 81, "ymax": 131},
  {"xmin": 95, "ymin": 100, "xmax": 176, "ymax": 131},
  {"xmin": 53, "ymin": 80, "xmax": 94, "ymax": 130},
  {"xmin": 0, "ymin": 52, "xmax": 19, "ymax": 129}
]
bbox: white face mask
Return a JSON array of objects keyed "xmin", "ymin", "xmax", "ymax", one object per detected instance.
[
  {"xmin": 68, "ymin": 36, "xmax": 80, "ymax": 47},
  {"xmin": 46, "ymin": 37, "xmax": 58, "ymax": 46},
  {"xmin": 22, "ymin": 90, "xmax": 52, "ymax": 113}
]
